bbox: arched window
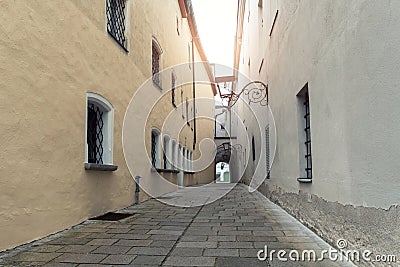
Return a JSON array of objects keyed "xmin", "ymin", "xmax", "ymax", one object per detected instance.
[
  {"xmin": 163, "ymin": 135, "xmax": 171, "ymax": 169},
  {"xmin": 85, "ymin": 93, "xmax": 114, "ymax": 166},
  {"xmin": 171, "ymin": 140, "xmax": 177, "ymax": 170},
  {"xmin": 151, "ymin": 129, "xmax": 161, "ymax": 168},
  {"xmin": 152, "ymin": 37, "xmax": 163, "ymax": 88},
  {"xmin": 190, "ymin": 152, "xmax": 193, "ymax": 172},
  {"xmin": 182, "ymin": 147, "xmax": 187, "ymax": 172},
  {"xmin": 178, "ymin": 144, "xmax": 182, "ymax": 171}
]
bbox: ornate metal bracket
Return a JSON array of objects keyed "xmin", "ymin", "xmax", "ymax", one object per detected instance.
[
  {"xmin": 217, "ymin": 81, "xmax": 268, "ymax": 108},
  {"xmin": 215, "ymin": 142, "xmax": 243, "ymax": 163}
]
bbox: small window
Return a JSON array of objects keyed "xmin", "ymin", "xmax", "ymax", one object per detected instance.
[
  {"xmin": 86, "ymin": 93, "xmax": 114, "ymax": 165},
  {"xmin": 178, "ymin": 144, "xmax": 182, "ymax": 170},
  {"xmin": 163, "ymin": 135, "xmax": 171, "ymax": 169},
  {"xmin": 297, "ymin": 84, "xmax": 312, "ymax": 182},
  {"xmin": 181, "ymin": 89, "xmax": 184, "ymax": 119},
  {"xmin": 265, "ymin": 125, "xmax": 270, "ymax": 179},
  {"xmin": 176, "ymin": 15, "xmax": 180, "ymax": 35},
  {"xmin": 106, "ymin": 0, "xmax": 128, "ymax": 51},
  {"xmin": 188, "ymin": 42, "xmax": 192, "ymax": 69},
  {"xmin": 182, "ymin": 147, "xmax": 187, "ymax": 171},
  {"xmin": 252, "ymin": 136, "xmax": 256, "ymax": 161},
  {"xmin": 186, "ymin": 97, "xmax": 189, "ymax": 126},
  {"xmin": 172, "ymin": 140, "xmax": 177, "ymax": 170},
  {"xmin": 151, "ymin": 129, "xmax": 161, "ymax": 168},
  {"xmin": 152, "ymin": 38, "xmax": 162, "ymax": 88},
  {"xmin": 171, "ymin": 72, "xmax": 177, "ymax": 107}
]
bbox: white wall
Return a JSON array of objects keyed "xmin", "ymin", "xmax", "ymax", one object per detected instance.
[{"xmin": 234, "ymin": 0, "xmax": 400, "ymax": 208}]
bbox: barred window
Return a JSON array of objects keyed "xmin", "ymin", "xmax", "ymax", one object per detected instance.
[
  {"xmin": 106, "ymin": 0, "xmax": 128, "ymax": 51},
  {"xmin": 252, "ymin": 136, "xmax": 256, "ymax": 161},
  {"xmin": 303, "ymin": 92, "xmax": 312, "ymax": 179},
  {"xmin": 86, "ymin": 93, "xmax": 114, "ymax": 166},
  {"xmin": 152, "ymin": 39, "xmax": 162, "ymax": 88},
  {"xmin": 297, "ymin": 84, "xmax": 312, "ymax": 182},
  {"xmin": 186, "ymin": 98, "xmax": 189, "ymax": 126},
  {"xmin": 87, "ymin": 103, "xmax": 104, "ymax": 164},
  {"xmin": 151, "ymin": 129, "xmax": 161, "ymax": 168},
  {"xmin": 172, "ymin": 72, "xmax": 176, "ymax": 107},
  {"xmin": 265, "ymin": 125, "xmax": 270, "ymax": 179},
  {"xmin": 163, "ymin": 135, "xmax": 171, "ymax": 169}
]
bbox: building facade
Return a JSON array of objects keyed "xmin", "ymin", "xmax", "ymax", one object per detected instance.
[
  {"xmin": 232, "ymin": 0, "xmax": 400, "ymax": 261},
  {"xmin": 0, "ymin": 0, "xmax": 215, "ymax": 252}
]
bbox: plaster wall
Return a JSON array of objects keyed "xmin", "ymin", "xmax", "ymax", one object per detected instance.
[{"xmin": 0, "ymin": 0, "xmax": 214, "ymax": 251}]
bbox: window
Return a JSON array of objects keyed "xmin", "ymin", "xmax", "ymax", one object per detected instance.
[
  {"xmin": 182, "ymin": 148, "xmax": 187, "ymax": 171},
  {"xmin": 181, "ymin": 90, "xmax": 184, "ymax": 119},
  {"xmin": 172, "ymin": 140, "xmax": 177, "ymax": 170},
  {"xmin": 265, "ymin": 125, "xmax": 270, "ymax": 179},
  {"xmin": 86, "ymin": 93, "xmax": 114, "ymax": 166},
  {"xmin": 171, "ymin": 72, "xmax": 176, "ymax": 107},
  {"xmin": 297, "ymin": 84, "xmax": 312, "ymax": 182},
  {"xmin": 151, "ymin": 129, "xmax": 161, "ymax": 168},
  {"xmin": 178, "ymin": 144, "xmax": 182, "ymax": 170},
  {"xmin": 188, "ymin": 42, "xmax": 192, "ymax": 69},
  {"xmin": 186, "ymin": 97, "xmax": 189, "ymax": 126},
  {"xmin": 252, "ymin": 136, "xmax": 256, "ymax": 161},
  {"xmin": 106, "ymin": 0, "xmax": 128, "ymax": 51},
  {"xmin": 190, "ymin": 152, "xmax": 193, "ymax": 172},
  {"xmin": 152, "ymin": 38, "xmax": 162, "ymax": 88},
  {"xmin": 176, "ymin": 15, "xmax": 180, "ymax": 35},
  {"xmin": 163, "ymin": 135, "xmax": 171, "ymax": 169}
]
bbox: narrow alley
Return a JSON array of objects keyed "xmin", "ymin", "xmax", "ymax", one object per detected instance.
[{"xmin": 0, "ymin": 184, "xmax": 353, "ymax": 266}]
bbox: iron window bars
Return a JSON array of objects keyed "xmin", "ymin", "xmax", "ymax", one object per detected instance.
[
  {"xmin": 87, "ymin": 104, "xmax": 104, "ymax": 164},
  {"xmin": 265, "ymin": 125, "xmax": 270, "ymax": 179},
  {"xmin": 172, "ymin": 73, "xmax": 176, "ymax": 107},
  {"xmin": 106, "ymin": 0, "xmax": 128, "ymax": 51},
  {"xmin": 304, "ymin": 92, "xmax": 312, "ymax": 179},
  {"xmin": 151, "ymin": 131, "xmax": 157, "ymax": 167},
  {"xmin": 152, "ymin": 42, "xmax": 161, "ymax": 87}
]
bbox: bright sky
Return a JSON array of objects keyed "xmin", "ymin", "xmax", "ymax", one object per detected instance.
[{"xmin": 192, "ymin": 0, "xmax": 237, "ymax": 71}]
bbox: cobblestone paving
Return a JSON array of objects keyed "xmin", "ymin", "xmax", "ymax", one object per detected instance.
[{"xmin": 0, "ymin": 184, "xmax": 355, "ymax": 266}]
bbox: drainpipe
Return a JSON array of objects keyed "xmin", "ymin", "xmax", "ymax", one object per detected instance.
[{"xmin": 134, "ymin": 175, "xmax": 141, "ymax": 204}]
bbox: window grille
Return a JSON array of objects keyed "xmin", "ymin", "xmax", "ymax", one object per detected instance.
[
  {"xmin": 87, "ymin": 104, "xmax": 104, "ymax": 164},
  {"xmin": 106, "ymin": 0, "xmax": 127, "ymax": 51},
  {"xmin": 252, "ymin": 136, "xmax": 256, "ymax": 161},
  {"xmin": 152, "ymin": 41, "xmax": 161, "ymax": 87},
  {"xmin": 163, "ymin": 137, "xmax": 168, "ymax": 169},
  {"xmin": 181, "ymin": 90, "xmax": 184, "ymax": 119},
  {"xmin": 303, "ymin": 92, "xmax": 312, "ymax": 179},
  {"xmin": 151, "ymin": 131, "xmax": 158, "ymax": 167},
  {"xmin": 172, "ymin": 73, "xmax": 176, "ymax": 107},
  {"xmin": 186, "ymin": 98, "xmax": 189, "ymax": 125}
]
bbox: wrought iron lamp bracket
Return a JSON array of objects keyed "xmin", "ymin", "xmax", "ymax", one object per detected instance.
[{"xmin": 217, "ymin": 81, "xmax": 268, "ymax": 108}]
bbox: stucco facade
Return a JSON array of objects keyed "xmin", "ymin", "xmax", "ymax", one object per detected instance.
[
  {"xmin": 0, "ymin": 0, "xmax": 215, "ymax": 252},
  {"xmin": 232, "ymin": 0, "xmax": 400, "ymax": 263}
]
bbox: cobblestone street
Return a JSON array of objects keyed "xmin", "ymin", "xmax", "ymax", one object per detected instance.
[{"xmin": 0, "ymin": 184, "xmax": 354, "ymax": 266}]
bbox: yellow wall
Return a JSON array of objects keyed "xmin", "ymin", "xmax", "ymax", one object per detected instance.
[{"xmin": 0, "ymin": 0, "xmax": 214, "ymax": 251}]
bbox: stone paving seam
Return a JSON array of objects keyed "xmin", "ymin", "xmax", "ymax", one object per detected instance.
[{"xmin": 160, "ymin": 201, "xmax": 207, "ymax": 266}]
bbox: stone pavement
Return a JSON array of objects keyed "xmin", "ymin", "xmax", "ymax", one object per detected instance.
[{"xmin": 0, "ymin": 184, "xmax": 355, "ymax": 266}]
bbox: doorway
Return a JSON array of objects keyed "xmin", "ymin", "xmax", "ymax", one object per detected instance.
[{"xmin": 215, "ymin": 162, "xmax": 230, "ymax": 183}]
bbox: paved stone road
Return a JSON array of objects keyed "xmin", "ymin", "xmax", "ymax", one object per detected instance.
[{"xmin": 0, "ymin": 184, "xmax": 355, "ymax": 266}]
